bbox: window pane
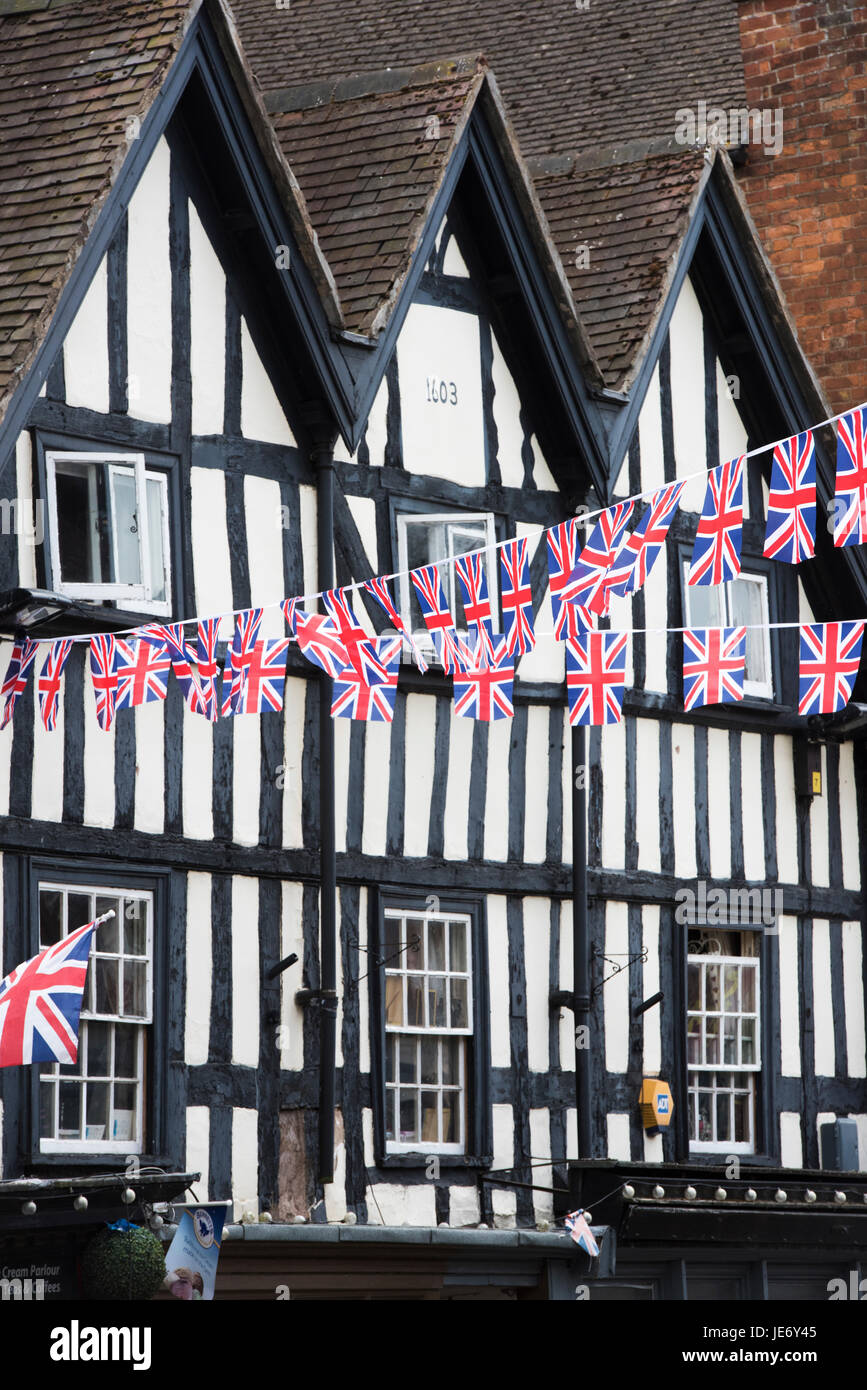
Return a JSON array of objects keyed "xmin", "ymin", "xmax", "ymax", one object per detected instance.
[
  {"xmin": 385, "ymin": 1088, "xmax": 395, "ymax": 1142},
  {"xmin": 385, "ymin": 975, "xmax": 403, "ymax": 1027},
  {"xmin": 421, "ymin": 1092, "xmax": 439, "ymax": 1142},
  {"xmin": 421, "ymin": 1037, "xmax": 438, "ymax": 1085},
  {"xmin": 114, "ymin": 1023, "xmax": 136, "ymax": 1079},
  {"xmin": 723, "ymin": 965, "xmax": 739, "ymax": 1011},
  {"xmin": 686, "ymin": 580, "xmax": 724, "ymax": 630},
  {"xmin": 442, "ymin": 1091, "xmax": 458, "ymax": 1143},
  {"xmin": 112, "ymin": 1084, "xmax": 136, "ymax": 1142},
  {"xmin": 428, "ymin": 977, "xmax": 446, "ymax": 1027},
  {"xmin": 95, "ymin": 959, "xmax": 119, "ymax": 1014},
  {"xmin": 741, "ymin": 1017, "xmax": 756, "ymax": 1065},
  {"xmin": 405, "ymin": 924, "xmax": 423, "ymax": 971},
  {"xmin": 39, "ymin": 890, "xmax": 63, "ymax": 947},
  {"xmin": 428, "ymin": 920, "xmax": 445, "ymax": 972},
  {"xmin": 706, "ymin": 963, "xmax": 720, "ymax": 1007},
  {"xmin": 450, "ymin": 978, "xmax": 468, "ymax": 1029},
  {"xmin": 735, "ymin": 1090, "xmax": 751, "ymax": 1143},
  {"xmin": 383, "ymin": 915, "xmax": 400, "ymax": 960},
  {"xmin": 450, "ymin": 921, "xmax": 467, "ymax": 973},
  {"xmin": 385, "ymin": 1035, "xmax": 394, "ymax": 1085},
  {"xmin": 68, "ymin": 893, "xmax": 92, "ymax": 932},
  {"xmin": 59, "ymin": 1082, "xmax": 82, "ymax": 1139},
  {"xmin": 86, "ymin": 1082, "xmax": 110, "ymax": 1140},
  {"xmin": 698, "ymin": 1090, "xmax": 712, "ymax": 1142},
  {"xmin": 399, "ymin": 1037, "xmax": 417, "ymax": 1084},
  {"xmin": 87, "ymin": 1021, "xmax": 110, "ymax": 1077},
  {"xmin": 406, "ymin": 975, "xmax": 424, "ymax": 1027},
  {"xmin": 146, "ymin": 476, "xmax": 167, "ymax": 602},
  {"xmin": 687, "ymin": 1016, "xmax": 701, "ymax": 1064},
  {"xmin": 123, "ymin": 899, "xmax": 148, "ymax": 956},
  {"xmin": 442, "ymin": 1038, "xmax": 460, "ymax": 1086},
  {"xmin": 730, "ymin": 576, "xmax": 767, "ymax": 685},
  {"xmin": 723, "ymin": 1016, "xmax": 737, "ymax": 1065},
  {"xmin": 110, "ymin": 468, "xmax": 142, "ymax": 585},
  {"xmin": 40, "ymin": 1083, "xmax": 54, "ymax": 1139},
  {"xmin": 95, "ymin": 897, "xmax": 119, "ymax": 952},
  {"xmin": 688, "ymin": 1091, "xmax": 696, "ymax": 1141},
  {"xmin": 705, "ymin": 1018, "xmax": 719, "ymax": 1064},
  {"xmin": 399, "ymin": 1090, "xmax": 418, "ymax": 1143},
  {"xmin": 687, "ymin": 963, "xmax": 700, "ymax": 1011},
  {"xmin": 716, "ymin": 1090, "xmax": 730, "ymax": 1143},
  {"xmin": 55, "ymin": 460, "xmax": 104, "ymax": 583},
  {"xmin": 123, "ymin": 960, "xmax": 147, "ymax": 1018},
  {"xmin": 742, "ymin": 966, "xmax": 756, "ymax": 1012}
]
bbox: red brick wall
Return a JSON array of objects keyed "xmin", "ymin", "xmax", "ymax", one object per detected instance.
[{"xmin": 736, "ymin": 1, "xmax": 867, "ymax": 412}]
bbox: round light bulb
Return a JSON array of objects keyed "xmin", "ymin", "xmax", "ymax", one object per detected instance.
[
  {"xmin": 652, "ymin": 1185, "xmax": 665, "ymax": 1199},
  {"xmin": 684, "ymin": 1186, "xmax": 697, "ymax": 1201},
  {"xmin": 745, "ymin": 1188, "xmax": 757, "ymax": 1202},
  {"xmin": 805, "ymin": 1189, "xmax": 817, "ymax": 1203},
  {"xmin": 21, "ymin": 1200, "xmax": 36, "ymax": 1215},
  {"xmin": 622, "ymin": 1184, "xmax": 635, "ymax": 1199},
  {"xmin": 121, "ymin": 1187, "xmax": 135, "ymax": 1205},
  {"xmin": 714, "ymin": 1187, "xmax": 727, "ymax": 1201},
  {"xmin": 834, "ymin": 1190, "xmax": 847, "ymax": 1205},
  {"xmin": 774, "ymin": 1189, "xmax": 787, "ymax": 1204},
  {"xmin": 73, "ymin": 1195, "xmax": 88, "ymax": 1212}
]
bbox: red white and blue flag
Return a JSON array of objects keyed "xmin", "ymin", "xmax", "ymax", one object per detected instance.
[
  {"xmin": 323, "ymin": 588, "xmax": 368, "ymax": 676},
  {"xmin": 565, "ymin": 630, "xmax": 628, "ymax": 725},
  {"xmin": 364, "ymin": 575, "xmax": 428, "ymax": 673},
  {"xmin": 547, "ymin": 519, "xmax": 580, "ymax": 640},
  {"xmin": 0, "ymin": 918, "xmax": 99, "ymax": 1067},
  {"xmin": 410, "ymin": 564, "xmax": 460, "ymax": 673},
  {"xmin": 453, "ymin": 635, "xmax": 515, "ymax": 721},
  {"xmin": 763, "ymin": 431, "xmax": 816, "ymax": 564},
  {"xmin": 293, "ymin": 611, "xmax": 351, "ymax": 678},
  {"xmin": 196, "ymin": 618, "xmax": 221, "ymax": 721},
  {"xmin": 682, "ymin": 627, "xmax": 746, "ymax": 710},
  {"xmin": 89, "ymin": 634, "xmax": 119, "ymax": 731},
  {"xmin": 798, "ymin": 621, "xmax": 865, "ymax": 715},
  {"xmin": 564, "ymin": 1209, "xmax": 599, "ymax": 1258},
  {"xmin": 604, "ymin": 481, "xmax": 686, "ymax": 601},
  {"xmin": 114, "ymin": 638, "xmax": 171, "ymax": 710},
  {"xmin": 231, "ymin": 639, "xmax": 291, "ymax": 715},
  {"xmin": 221, "ymin": 608, "xmax": 263, "ymax": 716},
  {"xmin": 500, "ymin": 537, "xmax": 535, "ymax": 656},
  {"xmin": 331, "ymin": 636, "xmax": 402, "ymax": 722},
  {"xmin": 1, "ymin": 638, "xmax": 39, "ymax": 729},
  {"xmin": 688, "ymin": 456, "xmax": 745, "ymax": 587},
  {"xmin": 141, "ymin": 622, "xmax": 204, "ymax": 715},
  {"xmin": 454, "ymin": 552, "xmax": 496, "ymax": 661},
  {"xmin": 565, "ymin": 500, "xmax": 635, "ymax": 619},
  {"xmin": 833, "ymin": 409, "xmax": 867, "ymax": 547},
  {"xmin": 37, "ymin": 639, "xmax": 73, "ymax": 732}
]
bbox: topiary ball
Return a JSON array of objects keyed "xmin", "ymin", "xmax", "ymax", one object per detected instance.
[{"xmin": 82, "ymin": 1223, "xmax": 166, "ymax": 1302}]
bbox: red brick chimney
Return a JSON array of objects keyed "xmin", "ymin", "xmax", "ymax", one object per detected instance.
[{"xmin": 736, "ymin": 0, "xmax": 867, "ymax": 413}]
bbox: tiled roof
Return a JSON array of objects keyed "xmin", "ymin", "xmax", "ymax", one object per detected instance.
[{"xmin": 0, "ymin": 0, "xmax": 196, "ymax": 419}]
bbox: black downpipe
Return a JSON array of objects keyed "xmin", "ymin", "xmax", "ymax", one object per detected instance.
[
  {"xmin": 571, "ymin": 723, "xmax": 592, "ymax": 1158},
  {"xmin": 316, "ymin": 444, "xmax": 337, "ymax": 1183}
]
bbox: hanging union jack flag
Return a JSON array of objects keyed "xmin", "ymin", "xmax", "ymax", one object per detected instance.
[
  {"xmin": 565, "ymin": 630, "xmax": 628, "ymax": 725},
  {"xmin": 331, "ymin": 636, "xmax": 402, "ymax": 722},
  {"xmin": 682, "ymin": 627, "xmax": 747, "ymax": 710},
  {"xmin": 688, "ymin": 456, "xmax": 745, "ymax": 587},
  {"xmin": 221, "ymin": 608, "xmax": 263, "ymax": 716},
  {"xmin": 500, "ymin": 537, "xmax": 535, "ymax": 656},
  {"xmin": 323, "ymin": 587, "xmax": 368, "ymax": 675},
  {"xmin": 410, "ymin": 564, "xmax": 460, "ymax": 673},
  {"xmin": 195, "ymin": 618, "xmax": 221, "ymax": 721},
  {"xmin": 564, "ymin": 1209, "xmax": 599, "ymax": 1258},
  {"xmin": 293, "ymin": 611, "xmax": 351, "ymax": 679},
  {"xmin": 0, "ymin": 918, "xmax": 100, "ymax": 1067},
  {"xmin": 452, "ymin": 635, "xmax": 515, "ymax": 721},
  {"xmin": 37, "ymin": 639, "xmax": 73, "ymax": 731},
  {"xmin": 114, "ymin": 638, "xmax": 171, "ymax": 710},
  {"xmin": 565, "ymin": 500, "xmax": 635, "ymax": 619},
  {"xmin": 364, "ymin": 575, "xmax": 428, "ymax": 673},
  {"xmin": 1, "ymin": 638, "xmax": 39, "ymax": 729},
  {"xmin": 89, "ymin": 634, "xmax": 119, "ymax": 731},
  {"xmin": 763, "ymin": 430, "xmax": 816, "ymax": 564},
  {"xmin": 605, "ymin": 481, "xmax": 686, "ymax": 601},
  {"xmin": 547, "ymin": 518, "xmax": 580, "ymax": 640},
  {"xmin": 833, "ymin": 409, "xmax": 867, "ymax": 547},
  {"xmin": 798, "ymin": 621, "xmax": 865, "ymax": 715},
  {"xmin": 141, "ymin": 621, "xmax": 204, "ymax": 714},
  {"xmin": 454, "ymin": 552, "xmax": 496, "ymax": 660},
  {"xmin": 231, "ymin": 639, "xmax": 291, "ymax": 715}
]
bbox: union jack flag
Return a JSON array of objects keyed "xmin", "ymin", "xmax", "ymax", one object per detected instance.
[
  {"xmin": 37, "ymin": 639, "xmax": 73, "ymax": 732},
  {"xmin": 140, "ymin": 621, "xmax": 204, "ymax": 715},
  {"xmin": 454, "ymin": 552, "xmax": 496, "ymax": 660},
  {"xmin": 293, "ymin": 611, "xmax": 351, "ymax": 678},
  {"xmin": 682, "ymin": 627, "xmax": 746, "ymax": 710},
  {"xmin": 196, "ymin": 618, "xmax": 221, "ymax": 721},
  {"xmin": 604, "ymin": 481, "xmax": 686, "ymax": 601},
  {"xmin": 547, "ymin": 519, "xmax": 580, "ymax": 640},
  {"xmin": 0, "ymin": 918, "xmax": 100, "ymax": 1067},
  {"xmin": 833, "ymin": 409, "xmax": 867, "ymax": 547},
  {"xmin": 688, "ymin": 456, "xmax": 745, "ymax": 587},
  {"xmin": 798, "ymin": 621, "xmax": 865, "ymax": 715},
  {"xmin": 763, "ymin": 431, "xmax": 816, "ymax": 563},
  {"xmin": 331, "ymin": 636, "xmax": 402, "ymax": 722},
  {"xmin": 500, "ymin": 537, "xmax": 535, "ymax": 656},
  {"xmin": 565, "ymin": 501, "xmax": 635, "ymax": 619},
  {"xmin": 564, "ymin": 1209, "xmax": 599, "ymax": 1258},
  {"xmin": 221, "ymin": 608, "xmax": 263, "ymax": 716},
  {"xmin": 0, "ymin": 638, "xmax": 39, "ymax": 729},
  {"xmin": 364, "ymin": 575, "xmax": 428, "ymax": 672},
  {"xmin": 323, "ymin": 588, "xmax": 368, "ymax": 675},
  {"xmin": 114, "ymin": 638, "xmax": 171, "ymax": 710},
  {"xmin": 232, "ymin": 639, "xmax": 291, "ymax": 715},
  {"xmin": 410, "ymin": 565, "xmax": 460, "ymax": 673},
  {"xmin": 452, "ymin": 635, "xmax": 514, "ymax": 721},
  {"xmin": 565, "ymin": 630, "xmax": 628, "ymax": 725},
  {"xmin": 89, "ymin": 634, "xmax": 118, "ymax": 731}
]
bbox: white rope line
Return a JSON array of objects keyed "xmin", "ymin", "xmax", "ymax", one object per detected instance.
[{"xmin": 12, "ymin": 397, "xmax": 867, "ymax": 647}]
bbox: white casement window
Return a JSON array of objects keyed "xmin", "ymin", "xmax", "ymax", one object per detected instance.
[
  {"xmin": 682, "ymin": 564, "xmax": 773, "ymax": 698},
  {"xmin": 46, "ymin": 451, "xmax": 171, "ymax": 615},
  {"xmin": 687, "ymin": 930, "xmax": 760, "ymax": 1154},
  {"xmin": 37, "ymin": 882, "xmax": 153, "ymax": 1155},
  {"xmin": 396, "ymin": 512, "xmax": 499, "ymax": 662},
  {"xmin": 383, "ymin": 908, "xmax": 472, "ymax": 1154}
]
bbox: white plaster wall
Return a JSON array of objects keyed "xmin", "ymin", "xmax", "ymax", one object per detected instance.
[
  {"xmin": 282, "ymin": 675, "xmax": 305, "ymax": 849},
  {"xmin": 529, "ymin": 1108, "xmax": 553, "ymax": 1223},
  {"xmin": 604, "ymin": 902, "xmax": 630, "ymax": 1074},
  {"xmin": 774, "ymin": 738, "xmax": 800, "ymax": 883},
  {"xmin": 182, "ymin": 702, "xmax": 213, "ymax": 841},
  {"xmin": 64, "ymin": 256, "xmax": 109, "ymax": 414},
  {"xmin": 778, "ymin": 915, "xmax": 801, "ymax": 1077},
  {"xmin": 126, "ymin": 135, "xmax": 172, "ymax": 423},
  {"xmin": 811, "ymin": 920, "xmax": 834, "ymax": 1076},
  {"xmin": 240, "ymin": 316, "xmax": 296, "ymax": 445},
  {"xmin": 524, "ymin": 897, "xmax": 550, "ymax": 1073},
  {"xmin": 808, "ymin": 747, "xmax": 830, "ymax": 887},
  {"xmin": 232, "ymin": 1108, "xmax": 259, "ymax": 1218},
  {"xmin": 599, "ymin": 721, "xmax": 626, "ymax": 870},
  {"xmin": 83, "ymin": 671, "xmax": 115, "ymax": 828},
  {"xmin": 16, "ymin": 431, "xmax": 38, "ymax": 589},
  {"xmin": 483, "ymin": 714, "xmax": 511, "ymax": 862},
  {"xmin": 492, "ymin": 1103, "xmax": 514, "ymax": 1170},
  {"xmin": 333, "ymin": 714, "xmax": 351, "ymax": 855},
  {"xmin": 402, "ymin": 694, "xmax": 436, "ymax": 857},
  {"xmin": 232, "ymin": 716, "xmax": 261, "ymax": 846},
  {"xmin": 189, "ymin": 198, "xmax": 225, "ymax": 436},
  {"xmin": 361, "ymin": 720, "xmax": 392, "ymax": 857},
  {"xmin": 279, "ymin": 879, "xmax": 305, "ymax": 1073},
  {"xmin": 839, "ymin": 743, "xmax": 860, "ymax": 890},
  {"xmin": 443, "ymin": 710, "xmax": 473, "ymax": 860},
  {"xmin": 30, "ymin": 680, "xmax": 63, "ymax": 824},
  {"xmin": 487, "ymin": 895, "xmax": 511, "ymax": 1069},
  {"xmin": 671, "ymin": 724, "xmax": 697, "ymax": 878},
  {"xmin": 190, "ymin": 468, "xmax": 233, "ymax": 615},
  {"xmin": 134, "ymin": 700, "xmax": 165, "ymax": 835},
  {"xmin": 185, "ymin": 1106, "xmax": 211, "ymax": 1201},
  {"xmin": 740, "ymin": 731, "xmax": 765, "ymax": 880},
  {"xmin": 522, "ymin": 705, "xmax": 549, "ymax": 864},
  {"xmin": 637, "ymin": 359, "xmax": 665, "ymax": 494},
  {"xmin": 231, "ymin": 875, "xmax": 259, "ymax": 1066},
  {"xmin": 185, "ymin": 872, "xmax": 212, "ymax": 1067},
  {"xmin": 636, "ymin": 716, "xmax": 661, "ymax": 872},
  {"xmin": 642, "ymin": 905, "xmax": 661, "ymax": 1074},
  {"xmin": 396, "ymin": 302, "xmax": 485, "ymax": 485},
  {"xmin": 843, "ymin": 921, "xmax": 867, "ymax": 1078},
  {"xmin": 780, "ymin": 1112, "xmax": 803, "ymax": 1169},
  {"xmin": 707, "ymin": 726, "xmax": 732, "ymax": 879},
  {"xmin": 244, "ymin": 474, "xmax": 285, "ymax": 638},
  {"xmin": 606, "ymin": 1113, "xmax": 631, "ymax": 1160},
  {"xmin": 668, "ymin": 275, "xmax": 708, "ymax": 515}
]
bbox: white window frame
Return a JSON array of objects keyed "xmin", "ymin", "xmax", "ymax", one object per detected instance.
[
  {"xmin": 383, "ymin": 907, "xmax": 473, "ymax": 1155},
  {"xmin": 682, "ymin": 563, "xmax": 774, "ymax": 699},
  {"xmin": 45, "ymin": 450, "xmax": 171, "ymax": 616},
  {"xmin": 37, "ymin": 880, "xmax": 153, "ymax": 1157},
  {"xmin": 396, "ymin": 511, "xmax": 499, "ymax": 663},
  {"xmin": 687, "ymin": 947, "xmax": 761, "ymax": 1155}
]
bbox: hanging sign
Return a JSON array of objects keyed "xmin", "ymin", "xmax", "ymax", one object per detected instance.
[{"xmin": 163, "ymin": 1203, "xmax": 227, "ymax": 1301}]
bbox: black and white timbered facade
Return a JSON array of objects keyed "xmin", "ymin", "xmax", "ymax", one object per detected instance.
[{"xmin": 1, "ymin": 0, "xmax": 866, "ymax": 1301}]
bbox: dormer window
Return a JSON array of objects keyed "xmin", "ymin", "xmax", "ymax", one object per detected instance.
[{"xmin": 45, "ymin": 450, "xmax": 171, "ymax": 616}]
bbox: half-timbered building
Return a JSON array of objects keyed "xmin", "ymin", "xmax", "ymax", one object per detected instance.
[{"xmin": 0, "ymin": 0, "xmax": 865, "ymax": 1301}]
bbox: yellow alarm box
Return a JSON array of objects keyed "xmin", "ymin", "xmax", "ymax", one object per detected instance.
[{"xmin": 639, "ymin": 1077, "xmax": 674, "ymax": 1129}]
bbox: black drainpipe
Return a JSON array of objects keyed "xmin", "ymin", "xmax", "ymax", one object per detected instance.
[
  {"xmin": 314, "ymin": 431, "xmax": 338, "ymax": 1183},
  {"xmin": 572, "ymin": 723, "xmax": 592, "ymax": 1158}
]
